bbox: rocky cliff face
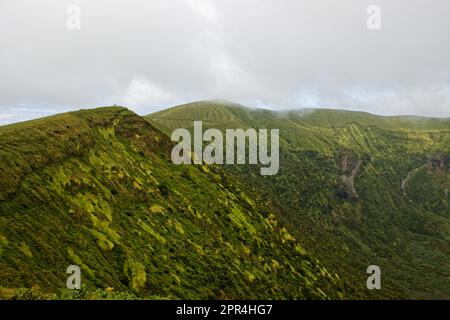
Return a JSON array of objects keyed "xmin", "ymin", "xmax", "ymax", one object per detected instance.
[
  {"xmin": 427, "ymin": 154, "xmax": 448, "ymax": 170},
  {"xmin": 337, "ymin": 155, "xmax": 362, "ymax": 199}
]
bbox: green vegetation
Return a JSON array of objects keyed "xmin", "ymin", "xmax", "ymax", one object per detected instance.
[
  {"xmin": 0, "ymin": 106, "xmax": 346, "ymax": 300},
  {"xmin": 1, "ymin": 100, "xmax": 448, "ymax": 300},
  {"xmin": 147, "ymin": 100, "xmax": 450, "ymax": 299}
]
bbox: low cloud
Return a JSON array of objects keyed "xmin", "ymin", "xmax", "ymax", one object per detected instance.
[
  {"xmin": 0, "ymin": 0, "xmax": 449, "ymax": 124},
  {"xmin": 121, "ymin": 77, "xmax": 173, "ymax": 113}
]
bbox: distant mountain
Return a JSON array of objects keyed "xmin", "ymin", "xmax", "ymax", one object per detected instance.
[
  {"xmin": 148, "ymin": 100, "xmax": 450, "ymax": 131},
  {"xmin": 0, "ymin": 106, "xmax": 346, "ymax": 299},
  {"xmin": 146, "ymin": 100, "xmax": 450, "ymax": 299}
]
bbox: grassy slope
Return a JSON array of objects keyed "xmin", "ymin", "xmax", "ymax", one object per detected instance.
[
  {"xmin": 290, "ymin": 108, "xmax": 450, "ymax": 131},
  {"xmin": 0, "ymin": 107, "xmax": 347, "ymax": 299},
  {"xmin": 147, "ymin": 100, "xmax": 450, "ymax": 299}
]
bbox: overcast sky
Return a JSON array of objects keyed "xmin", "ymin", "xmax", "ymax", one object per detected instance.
[{"xmin": 0, "ymin": 0, "xmax": 449, "ymax": 124}]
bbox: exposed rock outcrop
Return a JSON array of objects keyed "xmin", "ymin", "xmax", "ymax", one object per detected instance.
[
  {"xmin": 427, "ymin": 153, "xmax": 448, "ymax": 170},
  {"xmin": 337, "ymin": 155, "xmax": 362, "ymax": 199}
]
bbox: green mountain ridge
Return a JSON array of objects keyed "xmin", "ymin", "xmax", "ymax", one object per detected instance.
[
  {"xmin": 0, "ymin": 106, "xmax": 347, "ymax": 299},
  {"xmin": 146, "ymin": 100, "xmax": 450, "ymax": 299},
  {"xmin": 0, "ymin": 101, "xmax": 448, "ymax": 300},
  {"xmin": 149, "ymin": 100, "xmax": 450, "ymax": 132}
]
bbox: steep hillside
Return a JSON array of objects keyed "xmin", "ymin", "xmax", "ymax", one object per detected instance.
[
  {"xmin": 0, "ymin": 107, "xmax": 348, "ymax": 299},
  {"xmin": 147, "ymin": 100, "xmax": 450, "ymax": 299}
]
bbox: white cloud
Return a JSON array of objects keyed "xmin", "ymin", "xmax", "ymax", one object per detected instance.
[
  {"xmin": 184, "ymin": 0, "xmax": 218, "ymax": 24},
  {"xmin": 209, "ymin": 54, "xmax": 260, "ymax": 96},
  {"xmin": 0, "ymin": 114, "xmax": 13, "ymax": 125},
  {"xmin": 0, "ymin": 0, "xmax": 449, "ymax": 123},
  {"xmin": 121, "ymin": 78, "xmax": 172, "ymax": 112}
]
